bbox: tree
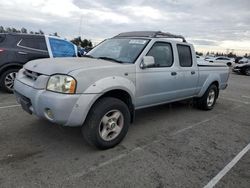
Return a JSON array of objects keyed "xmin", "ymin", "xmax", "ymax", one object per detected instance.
[
  {"xmin": 11, "ymin": 28, "xmax": 18, "ymax": 33},
  {"xmin": 21, "ymin": 27, "xmax": 27, "ymax": 33},
  {"xmin": 39, "ymin": 30, "xmax": 44, "ymax": 34},
  {"xmin": 71, "ymin": 36, "xmax": 93, "ymax": 48},
  {"xmin": 228, "ymin": 52, "xmax": 236, "ymax": 58},
  {"xmin": 196, "ymin": 51, "xmax": 203, "ymax": 56},
  {"xmin": 6, "ymin": 27, "xmax": 12, "ymax": 33},
  {"xmin": 0, "ymin": 26, "xmax": 4, "ymax": 33},
  {"xmin": 71, "ymin": 36, "xmax": 82, "ymax": 46},
  {"xmin": 88, "ymin": 40, "xmax": 93, "ymax": 48}
]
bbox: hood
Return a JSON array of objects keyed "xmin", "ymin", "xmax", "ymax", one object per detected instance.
[
  {"xmin": 24, "ymin": 57, "xmax": 122, "ymax": 75},
  {"xmin": 234, "ymin": 62, "xmax": 250, "ymax": 67}
]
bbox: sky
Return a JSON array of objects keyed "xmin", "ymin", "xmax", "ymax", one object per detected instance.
[{"xmin": 0, "ymin": 0, "xmax": 250, "ymax": 55}]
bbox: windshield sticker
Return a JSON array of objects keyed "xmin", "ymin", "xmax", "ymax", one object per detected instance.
[{"xmin": 129, "ymin": 40, "xmax": 147, "ymax": 45}]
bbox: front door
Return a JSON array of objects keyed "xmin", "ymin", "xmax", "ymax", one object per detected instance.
[{"xmin": 135, "ymin": 41, "xmax": 182, "ymax": 108}]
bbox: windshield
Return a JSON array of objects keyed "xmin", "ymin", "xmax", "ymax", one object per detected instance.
[{"xmin": 87, "ymin": 38, "xmax": 149, "ymax": 64}]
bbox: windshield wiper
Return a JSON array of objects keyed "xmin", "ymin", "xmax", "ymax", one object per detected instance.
[
  {"xmin": 98, "ymin": 56, "xmax": 124, "ymax": 64},
  {"xmin": 82, "ymin": 54, "xmax": 94, "ymax": 58}
]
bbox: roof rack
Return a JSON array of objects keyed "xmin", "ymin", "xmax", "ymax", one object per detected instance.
[{"xmin": 114, "ymin": 31, "xmax": 187, "ymax": 42}]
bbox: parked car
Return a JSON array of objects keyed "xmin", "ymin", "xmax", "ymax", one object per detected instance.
[
  {"xmin": 196, "ymin": 55, "xmax": 206, "ymax": 63},
  {"xmin": 205, "ymin": 56, "xmax": 234, "ymax": 67},
  {"xmin": 14, "ymin": 31, "xmax": 229, "ymax": 149},
  {"xmin": 233, "ymin": 63, "xmax": 250, "ymax": 76},
  {"xmin": 238, "ymin": 57, "xmax": 249, "ymax": 64},
  {"xmin": 0, "ymin": 33, "xmax": 77, "ymax": 93},
  {"xmin": 77, "ymin": 46, "xmax": 87, "ymax": 57}
]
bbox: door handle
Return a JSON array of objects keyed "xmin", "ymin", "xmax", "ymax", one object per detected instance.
[
  {"xmin": 171, "ymin": 72, "xmax": 177, "ymax": 76},
  {"xmin": 191, "ymin": 71, "xmax": 195, "ymax": 75},
  {"xmin": 18, "ymin": 51, "xmax": 28, "ymax": 55}
]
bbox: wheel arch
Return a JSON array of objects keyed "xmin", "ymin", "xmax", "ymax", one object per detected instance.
[
  {"xmin": 0, "ymin": 62, "xmax": 23, "ymax": 77},
  {"xmin": 90, "ymin": 89, "xmax": 135, "ymax": 123},
  {"xmin": 197, "ymin": 75, "xmax": 220, "ymax": 98}
]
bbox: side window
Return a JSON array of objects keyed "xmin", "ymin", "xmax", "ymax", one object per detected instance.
[
  {"xmin": 19, "ymin": 37, "xmax": 47, "ymax": 51},
  {"xmin": 177, "ymin": 44, "xmax": 193, "ymax": 67},
  {"xmin": 49, "ymin": 38, "xmax": 76, "ymax": 57},
  {"xmin": 146, "ymin": 42, "xmax": 173, "ymax": 67}
]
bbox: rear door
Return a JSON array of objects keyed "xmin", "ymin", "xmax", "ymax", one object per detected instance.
[
  {"xmin": 0, "ymin": 34, "xmax": 7, "ymax": 65},
  {"xmin": 176, "ymin": 44, "xmax": 199, "ymax": 97},
  {"xmin": 16, "ymin": 35, "xmax": 49, "ymax": 62}
]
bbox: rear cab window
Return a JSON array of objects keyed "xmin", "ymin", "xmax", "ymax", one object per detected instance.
[
  {"xmin": 49, "ymin": 38, "xmax": 76, "ymax": 57},
  {"xmin": 177, "ymin": 44, "xmax": 193, "ymax": 67}
]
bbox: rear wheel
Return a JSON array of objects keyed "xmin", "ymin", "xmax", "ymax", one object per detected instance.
[
  {"xmin": 227, "ymin": 62, "xmax": 232, "ymax": 67},
  {"xmin": 0, "ymin": 68, "xmax": 19, "ymax": 93},
  {"xmin": 244, "ymin": 68, "xmax": 250, "ymax": 76},
  {"xmin": 196, "ymin": 84, "xmax": 218, "ymax": 110},
  {"xmin": 82, "ymin": 97, "xmax": 130, "ymax": 150}
]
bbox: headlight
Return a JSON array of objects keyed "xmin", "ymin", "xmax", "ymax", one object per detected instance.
[{"xmin": 47, "ymin": 75, "xmax": 76, "ymax": 94}]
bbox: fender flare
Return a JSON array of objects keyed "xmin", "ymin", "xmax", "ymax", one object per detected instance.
[
  {"xmin": 84, "ymin": 76, "xmax": 136, "ymax": 103},
  {"xmin": 70, "ymin": 76, "xmax": 136, "ymax": 126},
  {"xmin": 197, "ymin": 74, "xmax": 220, "ymax": 97}
]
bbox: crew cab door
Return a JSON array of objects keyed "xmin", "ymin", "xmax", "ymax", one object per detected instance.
[
  {"xmin": 176, "ymin": 44, "xmax": 199, "ymax": 97},
  {"xmin": 135, "ymin": 41, "xmax": 183, "ymax": 108}
]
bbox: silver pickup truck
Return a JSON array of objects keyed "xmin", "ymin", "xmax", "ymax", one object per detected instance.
[{"xmin": 14, "ymin": 31, "xmax": 229, "ymax": 149}]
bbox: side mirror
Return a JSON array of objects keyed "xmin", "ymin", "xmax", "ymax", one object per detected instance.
[{"xmin": 140, "ymin": 56, "xmax": 155, "ymax": 69}]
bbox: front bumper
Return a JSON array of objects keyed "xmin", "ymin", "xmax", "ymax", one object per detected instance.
[
  {"xmin": 14, "ymin": 79, "xmax": 98, "ymax": 126},
  {"xmin": 232, "ymin": 67, "xmax": 241, "ymax": 72}
]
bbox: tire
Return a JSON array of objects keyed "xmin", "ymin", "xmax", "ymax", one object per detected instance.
[
  {"xmin": 196, "ymin": 84, "xmax": 218, "ymax": 110},
  {"xmin": 244, "ymin": 68, "xmax": 250, "ymax": 76},
  {"xmin": 82, "ymin": 97, "xmax": 130, "ymax": 150},
  {"xmin": 227, "ymin": 62, "xmax": 232, "ymax": 67},
  {"xmin": 0, "ymin": 68, "xmax": 19, "ymax": 93}
]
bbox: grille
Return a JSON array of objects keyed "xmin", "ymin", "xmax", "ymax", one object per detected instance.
[{"xmin": 23, "ymin": 69, "xmax": 41, "ymax": 81}]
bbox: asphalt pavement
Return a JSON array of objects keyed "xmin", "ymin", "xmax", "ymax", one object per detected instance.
[{"xmin": 0, "ymin": 72, "xmax": 249, "ymax": 188}]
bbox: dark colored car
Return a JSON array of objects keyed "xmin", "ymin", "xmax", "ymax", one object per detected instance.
[
  {"xmin": 0, "ymin": 33, "xmax": 77, "ymax": 93},
  {"xmin": 233, "ymin": 63, "xmax": 250, "ymax": 76}
]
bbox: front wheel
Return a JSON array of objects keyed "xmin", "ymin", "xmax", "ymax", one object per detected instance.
[
  {"xmin": 244, "ymin": 68, "xmax": 250, "ymax": 76},
  {"xmin": 0, "ymin": 68, "xmax": 19, "ymax": 93},
  {"xmin": 82, "ymin": 97, "xmax": 130, "ymax": 150},
  {"xmin": 196, "ymin": 84, "xmax": 218, "ymax": 110}
]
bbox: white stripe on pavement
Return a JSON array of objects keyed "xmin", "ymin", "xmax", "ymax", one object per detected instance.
[
  {"xmin": 221, "ymin": 97, "xmax": 249, "ymax": 104},
  {"xmin": 0, "ymin": 104, "xmax": 21, "ymax": 109},
  {"xmin": 241, "ymin": 95, "xmax": 250, "ymax": 99},
  {"xmin": 0, "ymin": 101, "xmax": 18, "ymax": 105},
  {"xmin": 203, "ymin": 143, "xmax": 250, "ymax": 188}
]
